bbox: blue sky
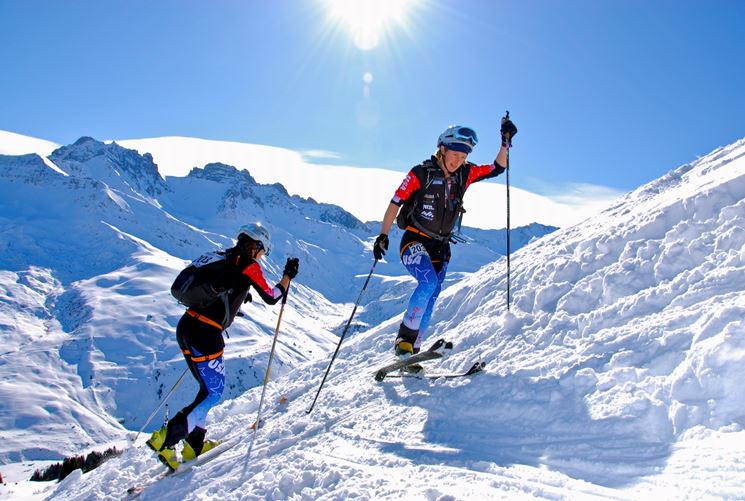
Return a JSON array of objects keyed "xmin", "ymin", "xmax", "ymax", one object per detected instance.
[{"xmin": 1, "ymin": 0, "xmax": 743, "ymax": 197}]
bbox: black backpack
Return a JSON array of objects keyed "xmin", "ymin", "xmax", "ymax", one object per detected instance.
[
  {"xmin": 171, "ymin": 250, "xmax": 233, "ymax": 309},
  {"xmin": 395, "ymin": 162, "xmax": 467, "ymax": 237},
  {"xmin": 395, "ymin": 195, "xmax": 418, "ymax": 231}
]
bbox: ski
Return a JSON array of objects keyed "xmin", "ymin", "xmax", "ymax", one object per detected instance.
[
  {"xmin": 125, "ymin": 438, "xmax": 239, "ymax": 499},
  {"xmin": 385, "ymin": 361, "xmax": 486, "ymax": 380},
  {"xmin": 374, "ymin": 338, "xmax": 453, "ymax": 382}
]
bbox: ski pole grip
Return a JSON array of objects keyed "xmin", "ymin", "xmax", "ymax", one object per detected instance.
[{"xmin": 502, "ymin": 110, "xmax": 512, "ymax": 148}]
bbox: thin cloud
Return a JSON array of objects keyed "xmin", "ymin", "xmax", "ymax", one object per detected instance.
[
  {"xmin": 299, "ymin": 149, "xmax": 344, "ymax": 162},
  {"xmin": 544, "ymin": 182, "xmax": 625, "ymax": 208}
]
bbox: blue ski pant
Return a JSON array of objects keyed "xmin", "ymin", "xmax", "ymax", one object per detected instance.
[
  {"xmin": 176, "ymin": 314, "xmax": 225, "ymax": 432},
  {"xmin": 182, "ymin": 351, "xmax": 225, "ymax": 431},
  {"xmin": 160, "ymin": 313, "xmax": 225, "ymax": 450},
  {"xmin": 400, "ymin": 241, "xmax": 449, "ymax": 349}
]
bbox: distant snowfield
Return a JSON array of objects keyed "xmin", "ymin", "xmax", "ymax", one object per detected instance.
[
  {"xmin": 0, "ymin": 130, "xmax": 620, "ymax": 228},
  {"xmin": 115, "ymin": 136, "xmax": 621, "ymax": 229},
  {"xmin": 0, "ymin": 131, "xmax": 58, "ymax": 157}
]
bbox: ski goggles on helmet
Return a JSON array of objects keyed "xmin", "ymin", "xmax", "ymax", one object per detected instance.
[
  {"xmin": 450, "ymin": 127, "xmax": 478, "ymax": 147},
  {"xmin": 438, "ymin": 125, "xmax": 479, "ymax": 153}
]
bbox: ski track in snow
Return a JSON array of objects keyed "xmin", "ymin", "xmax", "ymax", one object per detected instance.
[{"xmin": 2, "ymin": 137, "xmax": 745, "ymax": 499}]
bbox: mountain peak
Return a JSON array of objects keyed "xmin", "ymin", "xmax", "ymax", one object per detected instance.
[
  {"xmin": 188, "ymin": 162, "xmax": 258, "ymax": 185},
  {"xmin": 72, "ymin": 136, "xmax": 97, "ymax": 146},
  {"xmin": 49, "ymin": 136, "xmax": 168, "ymax": 198}
]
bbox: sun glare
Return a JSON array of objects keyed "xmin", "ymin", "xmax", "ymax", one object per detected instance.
[{"xmin": 324, "ymin": 0, "xmax": 418, "ymax": 51}]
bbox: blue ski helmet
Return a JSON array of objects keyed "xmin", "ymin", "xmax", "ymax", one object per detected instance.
[
  {"xmin": 437, "ymin": 125, "xmax": 478, "ymax": 154},
  {"xmin": 237, "ymin": 223, "xmax": 272, "ymax": 257}
]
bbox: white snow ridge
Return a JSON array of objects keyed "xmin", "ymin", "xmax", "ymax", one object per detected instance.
[{"xmin": 2, "ymin": 136, "xmax": 745, "ymax": 499}]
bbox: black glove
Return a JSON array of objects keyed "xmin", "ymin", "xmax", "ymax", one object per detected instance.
[
  {"xmin": 283, "ymin": 257, "xmax": 299, "ymax": 279},
  {"xmin": 501, "ymin": 116, "xmax": 517, "ymax": 147},
  {"xmin": 373, "ymin": 234, "xmax": 389, "ymax": 261}
]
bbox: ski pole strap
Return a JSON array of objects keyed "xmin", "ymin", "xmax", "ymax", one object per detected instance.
[{"xmin": 186, "ymin": 309, "xmax": 223, "ymax": 330}]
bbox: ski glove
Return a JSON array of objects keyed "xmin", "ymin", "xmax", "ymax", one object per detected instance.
[
  {"xmin": 283, "ymin": 257, "xmax": 299, "ymax": 279},
  {"xmin": 500, "ymin": 117, "xmax": 517, "ymax": 147},
  {"xmin": 373, "ymin": 234, "xmax": 389, "ymax": 261}
]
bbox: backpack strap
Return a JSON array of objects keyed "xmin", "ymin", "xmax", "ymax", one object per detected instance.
[{"xmin": 186, "ymin": 309, "xmax": 223, "ymax": 330}]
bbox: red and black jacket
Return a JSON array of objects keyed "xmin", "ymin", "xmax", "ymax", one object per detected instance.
[
  {"xmin": 190, "ymin": 251, "xmax": 285, "ymax": 329},
  {"xmin": 392, "ymin": 156, "xmax": 505, "ymax": 240}
]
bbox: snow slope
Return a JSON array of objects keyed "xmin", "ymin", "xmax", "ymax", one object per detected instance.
[
  {"xmin": 34, "ymin": 138, "xmax": 745, "ymax": 499},
  {"xmin": 0, "ymin": 142, "xmax": 338, "ymax": 461},
  {"xmin": 0, "ymin": 136, "xmax": 552, "ymax": 468},
  {"xmin": 0, "ymin": 131, "xmax": 58, "ymax": 158}
]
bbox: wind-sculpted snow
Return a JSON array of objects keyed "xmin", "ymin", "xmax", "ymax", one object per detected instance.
[{"xmin": 37, "ymin": 138, "xmax": 745, "ymax": 499}]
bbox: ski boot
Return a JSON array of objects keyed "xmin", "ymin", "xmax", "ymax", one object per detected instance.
[
  {"xmin": 157, "ymin": 447, "xmax": 179, "ymax": 471},
  {"xmin": 181, "ymin": 439, "xmax": 219, "ymax": 462},
  {"xmin": 394, "ymin": 324, "xmax": 423, "ymax": 374},
  {"xmin": 181, "ymin": 427, "xmax": 219, "ymax": 463},
  {"xmin": 146, "ymin": 426, "xmax": 167, "ymax": 452}
]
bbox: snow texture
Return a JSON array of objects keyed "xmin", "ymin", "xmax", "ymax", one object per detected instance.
[
  {"xmin": 1, "ymin": 132, "xmax": 744, "ymax": 500},
  {"xmin": 0, "ymin": 134, "xmax": 546, "ymax": 467}
]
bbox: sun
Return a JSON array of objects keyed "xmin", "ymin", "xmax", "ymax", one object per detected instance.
[{"xmin": 323, "ymin": 0, "xmax": 419, "ymax": 51}]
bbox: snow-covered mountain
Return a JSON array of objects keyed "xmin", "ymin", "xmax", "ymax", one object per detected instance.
[
  {"xmin": 4, "ymin": 129, "xmax": 743, "ymax": 499},
  {"xmin": 9, "ymin": 135, "xmax": 742, "ymax": 500},
  {"xmin": 115, "ymin": 135, "xmax": 620, "ymax": 229},
  {"xmin": 0, "ymin": 130, "xmax": 623, "ymax": 229},
  {"xmin": 0, "ymin": 136, "xmax": 552, "ymax": 469}
]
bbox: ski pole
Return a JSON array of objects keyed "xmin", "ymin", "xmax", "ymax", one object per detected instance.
[
  {"xmin": 504, "ymin": 110, "xmax": 512, "ymax": 311},
  {"xmin": 132, "ymin": 368, "xmax": 188, "ymax": 444},
  {"xmin": 306, "ymin": 259, "xmax": 378, "ymax": 414},
  {"xmin": 246, "ymin": 280, "xmax": 291, "ymax": 461}
]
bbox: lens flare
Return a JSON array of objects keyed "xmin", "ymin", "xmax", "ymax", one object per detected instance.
[{"xmin": 324, "ymin": 0, "xmax": 418, "ymax": 51}]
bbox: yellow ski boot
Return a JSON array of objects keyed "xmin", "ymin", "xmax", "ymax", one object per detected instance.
[
  {"xmin": 181, "ymin": 439, "xmax": 220, "ymax": 463},
  {"xmin": 146, "ymin": 426, "xmax": 167, "ymax": 452},
  {"xmin": 157, "ymin": 447, "xmax": 179, "ymax": 472}
]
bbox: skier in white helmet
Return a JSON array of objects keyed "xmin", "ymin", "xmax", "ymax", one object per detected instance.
[{"xmin": 147, "ymin": 223, "xmax": 299, "ymax": 470}]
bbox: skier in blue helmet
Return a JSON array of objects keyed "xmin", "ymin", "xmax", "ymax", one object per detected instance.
[{"xmin": 373, "ymin": 117, "xmax": 517, "ymax": 371}]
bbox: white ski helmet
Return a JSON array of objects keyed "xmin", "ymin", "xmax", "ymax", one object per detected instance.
[
  {"xmin": 437, "ymin": 125, "xmax": 478, "ymax": 154},
  {"xmin": 237, "ymin": 223, "xmax": 272, "ymax": 257}
]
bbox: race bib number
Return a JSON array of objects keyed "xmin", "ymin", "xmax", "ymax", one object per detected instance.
[
  {"xmin": 191, "ymin": 251, "xmax": 223, "ymax": 268},
  {"xmin": 402, "ymin": 243, "xmax": 427, "ymax": 266}
]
